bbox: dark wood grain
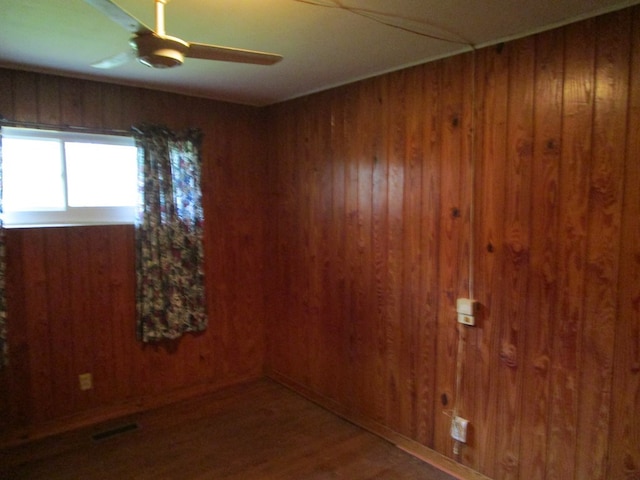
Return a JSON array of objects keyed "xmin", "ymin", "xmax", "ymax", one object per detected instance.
[
  {"xmin": 494, "ymin": 35, "xmax": 535, "ymax": 480},
  {"xmin": 0, "ymin": 69, "xmax": 268, "ymax": 439},
  {"xmin": 576, "ymin": 11, "xmax": 630, "ymax": 480},
  {"xmin": 472, "ymin": 43, "xmax": 510, "ymax": 478},
  {"xmin": 0, "ymin": 379, "xmax": 459, "ymax": 480},
  {"xmin": 608, "ymin": 9, "xmax": 640, "ymax": 480},
  {"xmin": 1, "ymin": 5, "xmax": 639, "ymax": 480},
  {"xmin": 518, "ymin": 27, "xmax": 564, "ymax": 480},
  {"xmin": 265, "ymin": 7, "xmax": 640, "ymax": 480}
]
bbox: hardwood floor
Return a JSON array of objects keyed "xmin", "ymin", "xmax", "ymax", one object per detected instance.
[{"xmin": 0, "ymin": 379, "xmax": 457, "ymax": 479}]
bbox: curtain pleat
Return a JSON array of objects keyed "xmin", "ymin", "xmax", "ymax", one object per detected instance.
[{"xmin": 134, "ymin": 125, "xmax": 207, "ymax": 342}]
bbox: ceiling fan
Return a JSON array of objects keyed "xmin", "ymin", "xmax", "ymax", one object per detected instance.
[{"xmin": 84, "ymin": 0, "xmax": 283, "ymax": 69}]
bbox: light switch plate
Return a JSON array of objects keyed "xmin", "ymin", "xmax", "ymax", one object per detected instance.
[{"xmin": 456, "ymin": 298, "xmax": 478, "ymax": 316}]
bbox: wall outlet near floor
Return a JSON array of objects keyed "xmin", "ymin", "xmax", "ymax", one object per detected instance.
[
  {"xmin": 79, "ymin": 373, "xmax": 93, "ymax": 391},
  {"xmin": 450, "ymin": 415, "xmax": 469, "ymax": 443}
]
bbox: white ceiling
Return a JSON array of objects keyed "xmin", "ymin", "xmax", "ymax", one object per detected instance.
[{"xmin": 1, "ymin": 0, "xmax": 638, "ymax": 106}]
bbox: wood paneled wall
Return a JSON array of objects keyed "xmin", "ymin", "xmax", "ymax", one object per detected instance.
[
  {"xmin": 0, "ymin": 68, "xmax": 268, "ymax": 436},
  {"xmin": 1, "ymin": 6, "xmax": 639, "ymax": 480},
  {"xmin": 265, "ymin": 7, "xmax": 640, "ymax": 480}
]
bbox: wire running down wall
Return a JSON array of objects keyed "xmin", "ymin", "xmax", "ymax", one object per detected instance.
[{"xmin": 264, "ymin": 7, "xmax": 640, "ymax": 480}]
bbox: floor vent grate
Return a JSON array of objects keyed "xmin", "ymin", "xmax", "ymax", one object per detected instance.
[{"xmin": 91, "ymin": 423, "xmax": 139, "ymax": 442}]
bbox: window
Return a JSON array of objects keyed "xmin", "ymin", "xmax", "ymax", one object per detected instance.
[{"xmin": 1, "ymin": 127, "xmax": 138, "ymax": 227}]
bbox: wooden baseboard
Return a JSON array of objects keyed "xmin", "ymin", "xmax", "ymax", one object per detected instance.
[
  {"xmin": 267, "ymin": 370, "xmax": 492, "ymax": 480},
  {"xmin": 0, "ymin": 375, "xmax": 262, "ymax": 449}
]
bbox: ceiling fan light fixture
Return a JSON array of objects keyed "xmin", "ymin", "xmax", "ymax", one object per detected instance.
[
  {"xmin": 138, "ymin": 48, "xmax": 184, "ymax": 68},
  {"xmin": 130, "ymin": 34, "xmax": 188, "ymax": 69},
  {"xmin": 85, "ymin": 0, "xmax": 283, "ymax": 70}
]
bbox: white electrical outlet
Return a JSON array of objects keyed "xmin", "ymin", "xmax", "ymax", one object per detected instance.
[
  {"xmin": 450, "ymin": 416, "xmax": 469, "ymax": 443},
  {"xmin": 457, "ymin": 313, "xmax": 475, "ymax": 326},
  {"xmin": 79, "ymin": 373, "xmax": 93, "ymax": 391}
]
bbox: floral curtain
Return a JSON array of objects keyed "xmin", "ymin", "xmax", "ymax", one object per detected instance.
[
  {"xmin": 133, "ymin": 125, "xmax": 207, "ymax": 342},
  {"xmin": 0, "ymin": 127, "xmax": 6, "ymax": 366}
]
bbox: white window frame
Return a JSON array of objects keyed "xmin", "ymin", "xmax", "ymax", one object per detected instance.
[{"xmin": 1, "ymin": 127, "xmax": 138, "ymax": 228}]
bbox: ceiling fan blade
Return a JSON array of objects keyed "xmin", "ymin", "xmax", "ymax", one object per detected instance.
[
  {"xmin": 187, "ymin": 42, "xmax": 283, "ymax": 66},
  {"xmin": 91, "ymin": 50, "xmax": 136, "ymax": 69},
  {"xmin": 84, "ymin": 0, "xmax": 153, "ymax": 35}
]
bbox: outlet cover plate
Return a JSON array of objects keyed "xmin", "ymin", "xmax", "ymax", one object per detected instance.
[
  {"xmin": 79, "ymin": 373, "xmax": 93, "ymax": 391},
  {"xmin": 451, "ymin": 416, "xmax": 469, "ymax": 443}
]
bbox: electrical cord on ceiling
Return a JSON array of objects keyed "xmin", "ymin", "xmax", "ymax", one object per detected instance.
[{"xmin": 294, "ymin": 0, "xmax": 474, "ymax": 47}]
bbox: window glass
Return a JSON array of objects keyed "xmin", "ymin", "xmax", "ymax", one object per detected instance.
[
  {"xmin": 65, "ymin": 142, "xmax": 138, "ymax": 207},
  {"xmin": 3, "ymin": 137, "xmax": 65, "ymax": 211},
  {"xmin": 1, "ymin": 127, "xmax": 138, "ymax": 227}
]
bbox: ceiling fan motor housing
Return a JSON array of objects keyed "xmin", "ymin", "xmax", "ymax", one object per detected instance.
[{"xmin": 130, "ymin": 34, "xmax": 188, "ymax": 68}]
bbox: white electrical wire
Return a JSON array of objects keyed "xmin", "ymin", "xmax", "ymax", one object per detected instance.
[
  {"xmin": 451, "ymin": 46, "xmax": 477, "ymax": 458},
  {"xmin": 294, "ymin": 0, "xmax": 473, "ymax": 46}
]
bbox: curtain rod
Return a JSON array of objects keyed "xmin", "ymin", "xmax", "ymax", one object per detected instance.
[{"xmin": 0, "ymin": 115, "xmax": 132, "ymax": 137}]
